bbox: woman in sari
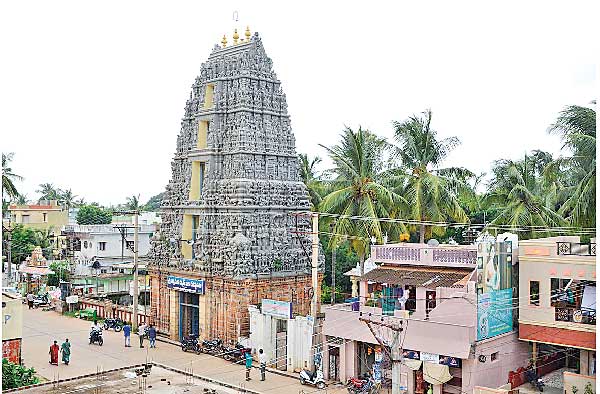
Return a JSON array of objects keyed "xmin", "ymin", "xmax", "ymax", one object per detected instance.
[
  {"xmin": 49, "ymin": 341, "xmax": 59, "ymax": 365},
  {"xmin": 61, "ymin": 338, "xmax": 71, "ymax": 365}
]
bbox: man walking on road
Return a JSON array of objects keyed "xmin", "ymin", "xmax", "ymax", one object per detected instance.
[
  {"xmin": 138, "ymin": 322, "xmax": 147, "ymax": 348},
  {"xmin": 27, "ymin": 293, "xmax": 34, "ymax": 309},
  {"xmin": 148, "ymin": 324, "xmax": 157, "ymax": 348},
  {"xmin": 259, "ymin": 348, "xmax": 268, "ymax": 381},
  {"xmin": 123, "ymin": 322, "xmax": 131, "ymax": 347},
  {"xmin": 245, "ymin": 351, "xmax": 253, "ymax": 381}
]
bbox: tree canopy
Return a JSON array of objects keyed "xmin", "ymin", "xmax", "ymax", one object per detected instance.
[{"xmin": 76, "ymin": 204, "xmax": 112, "ymax": 225}]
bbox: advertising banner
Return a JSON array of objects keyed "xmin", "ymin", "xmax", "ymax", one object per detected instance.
[
  {"xmin": 476, "ymin": 234, "xmax": 514, "ymax": 341},
  {"xmin": 261, "ymin": 299, "xmax": 292, "ymax": 319},
  {"xmin": 167, "ymin": 276, "xmax": 205, "ymax": 294}
]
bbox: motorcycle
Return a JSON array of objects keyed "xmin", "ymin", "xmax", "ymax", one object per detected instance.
[
  {"xmin": 222, "ymin": 342, "xmax": 252, "ymax": 363},
  {"xmin": 299, "ymin": 368, "xmax": 326, "ymax": 390},
  {"xmin": 103, "ymin": 317, "xmax": 124, "ymax": 332},
  {"xmin": 347, "ymin": 374, "xmax": 370, "ymax": 393},
  {"xmin": 201, "ymin": 338, "xmax": 223, "ymax": 354},
  {"xmin": 525, "ymin": 368, "xmax": 544, "ymax": 392},
  {"xmin": 181, "ymin": 334, "xmax": 201, "ymax": 354},
  {"xmin": 89, "ymin": 329, "xmax": 104, "ymax": 346},
  {"xmin": 33, "ymin": 294, "xmax": 50, "ymax": 308}
]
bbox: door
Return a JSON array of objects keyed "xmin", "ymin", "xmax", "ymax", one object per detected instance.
[
  {"xmin": 275, "ymin": 319, "xmax": 287, "ymax": 371},
  {"xmin": 328, "ymin": 346, "xmax": 340, "ymax": 381}
]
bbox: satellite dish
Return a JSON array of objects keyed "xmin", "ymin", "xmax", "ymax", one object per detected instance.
[{"xmin": 427, "ymin": 239, "xmax": 440, "ymax": 247}]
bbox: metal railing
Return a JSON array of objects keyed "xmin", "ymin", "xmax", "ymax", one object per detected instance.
[
  {"xmin": 555, "ymin": 306, "xmax": 596, "ymax": 325},
  {"xmin": 556, "ymin": 242, "xmax": 596, "ymax": 256}
]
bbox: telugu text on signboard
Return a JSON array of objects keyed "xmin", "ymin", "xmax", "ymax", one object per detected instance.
[
  {"xmin": 167, "ymin": 276, "xmax": 205, "ymax": 294},
  {"xmin": 261, "ymin": 299, "xmax": 292, "ymax": 319}
]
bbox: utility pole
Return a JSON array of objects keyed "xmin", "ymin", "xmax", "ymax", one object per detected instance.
[
  {"xmin": 7, "ymin": 228, "xmax": 12, "ymax": 286},
  {"xmin": 360, "ymin": 315, "xmax": 404, "ymax": 394},
  {"xmin": 133, "ymin": 211, "xmax": 139, "ymax": 331},
  {"xmin": 310, "ymin": 213, "xmax": 320, "ymax": 317}
]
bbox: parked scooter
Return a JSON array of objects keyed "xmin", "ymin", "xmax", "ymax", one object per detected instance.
[
  {"xmin": 103, "ymin": 317, "xmax": 124, "ymax": 332},
  {"xmin": 525, "ymin": 368, "xmax": 544, "ymax": 392},
  {"xmin": 201, "ymin": 338, "xmax": 223, "ymax": 354},
  {"xmin": 347, "ymin": 374, "xmax": 371, "ymax": 393},
  {"xmin": 299, "ymin": 368, "xmax": 326, "ymax": 390},
  {"xmin": 89, "ymin": 329, "xmax": 104, "ymax": 346},
  {"xmin": 181, "ymin": 334, "xmax": 201, "ymax": 354}
]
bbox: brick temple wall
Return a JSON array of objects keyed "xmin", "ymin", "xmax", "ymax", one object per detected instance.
[{"xmin": 149, "ymin": 268, "xmax": 321, "ymax": 343}]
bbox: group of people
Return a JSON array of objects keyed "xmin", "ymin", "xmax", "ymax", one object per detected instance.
[
  {"xmin": 48, "ymin": 339, "xmax": 71, "ymax": 366},
  {"xmin": 245, "ymin": 348, "xmax": 269, "ymax": 382},
  {"xmin": 126, "ymin": 322, "xmax": 157, "ymax": 348}
]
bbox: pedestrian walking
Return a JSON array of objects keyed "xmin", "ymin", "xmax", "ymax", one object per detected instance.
[
  {"xmin": 258, "ymin": 348, "xmax": 268, "ymax": 381},
  {"xmin": 148, "ymin": 324, "xmax": 157, "ymax": 348},
  {"xmin": 138, "ymin": 322, "xmax": 147, "ymax": 348},
  {"xmin": 60, "ymin": 339, "xmax": 71, "ymax": 365},
  {"xmin": 123, "ymin": 321, "xmax": 131, "ymax": 347},
  {"xmin": 245, "ymin": 351, "xmax": 253, "ymax": 381},
  {"xmin": 49, "ymin": 341, "xmax": 59, "ymax": 365},
  {"xmin": 27, "ymin": 293, "xmax": 34, "ymax": 309}
]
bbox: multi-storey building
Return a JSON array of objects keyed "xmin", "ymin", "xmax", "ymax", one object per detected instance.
[
  {"xmin": 7, "ymin": 200, "xmax": 68, "ymax": 236},
  {"xmin": 148, "ymin": 28, "xmax": 320, "ymax": 343},
  {"xmin": 322, "ymin": 236, "xmax": 529, "ymax": 394},
  {"xmin": 518, "ymin": 236, "xmax": 596, "ymax": 378}
]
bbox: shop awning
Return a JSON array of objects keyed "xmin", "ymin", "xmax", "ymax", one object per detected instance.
[
  {"xmin": 423, "ymin": 362, "xmax": 453, "ymax": 385},
  {"xmin": 404, "ymin": 359, "xmax": 422, "ymax": 370},
  {"xmin": 360, "ymin": 265, "xmax": 473, "ymax": 289},
  {"xmin": 19, "ymin": 266, "xmax": 55, "ymax": 275}
]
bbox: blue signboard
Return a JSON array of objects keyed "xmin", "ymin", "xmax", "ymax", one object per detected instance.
[
  {"xmin": 477, "ymin": 288, "xmax": 513, "ymax": 340},
  {"xmin": 167, "ymin": 276, "xmax": 205, "ymax": 294}
]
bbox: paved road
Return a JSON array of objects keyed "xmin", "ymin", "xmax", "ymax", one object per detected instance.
[{"xmin": 20, "ymin": 305, "xmax": 344, "ymax": 393}]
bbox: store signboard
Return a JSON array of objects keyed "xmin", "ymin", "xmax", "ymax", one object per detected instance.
[
  {"xmin": 167, "ymin": 276, "xmax": 205, "ymax": 294},
  {"xmin": 420, "ymin": 352, "xmax": 440, "ymax": 363},
  {"xmin": 261, "ymin": 299, "xmax": 292, "ymax": 319},
  {"xmin": 440, "ymin": 355, "xmax": 462, "ymax": 368},
  {"xmin": 403, "ymin": 349, "xmax": 420, "ymax": 360}
]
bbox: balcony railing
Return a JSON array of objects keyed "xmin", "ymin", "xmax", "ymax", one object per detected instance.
[
  {"xmin": 556, "ymin": 242, "xmax": 596, "ymax": 256},
  {"xmin": 555, "ymin": 307, "xmax": 596, "ymax": 325},
  {"xmin": 432, "ymin": 249, "xmax": 477, "ymax": 265}
]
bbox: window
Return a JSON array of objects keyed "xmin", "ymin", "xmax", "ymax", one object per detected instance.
[
  {"xmin": 21, "ymin": 215, "xmax": 30, "ymax": 224},
  {"xmin": 199, "ymin": 162, "xmax": 205, "ymax": 196},
  {"xmin": 126, "ymin": 240, "xmax": 134, "ymax": 250},
  {"xmin": 42, "ymin": 212, "xmax": 47, "ymax": 222},
  {"xmin": 204, "ymin": 84, "xmax": 214, "ymax": 108},
  {"xmin": 530, "ymin": 281, "xmax": 540, "ymax": 306},
  {"xmin": 491, "ymin": 352, "xmax": 499, "ymax": 362},
  {"xmin": 197, "ymin": 121, "xmax": 208, "ymax": 149},
  {"xmin": 99, "ymin": 242, "xmax": 106, "ymax": 251}
]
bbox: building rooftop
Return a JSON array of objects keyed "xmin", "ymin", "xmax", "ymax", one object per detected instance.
[{"xmin": 360, "ymin": 264, "xmax": 473, "ymax": 289}]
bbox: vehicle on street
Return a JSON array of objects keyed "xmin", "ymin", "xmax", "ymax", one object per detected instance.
[
  {"xmin": 33, "ymin": 294, "xmax": 50, "ymax": 308},
  {"xmin": 299, "ymin": 368, "xmax": 326, "ymax": 389},
  {"xmin": 525, "ymin": 368, "xmax": 544, "ymax": 392},
  {"xmin": 103, "ymin": 317, "xmax": 124, "ymax": 332},
  {"xmin": 222, "ymin": 342, "xmax": 251, "ymax": 363},
  {"xmin": 89, "ymin": 329, "xmax": 104, "ymax": 346},
  {"xmin": 200, "ymin": 338, "xmax": 224, "ymax": 355}
]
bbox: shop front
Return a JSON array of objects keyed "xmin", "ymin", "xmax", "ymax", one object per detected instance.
[
  {"xmin": 166, "ymin": 275, "xmax": 206, "ymax": 341},
  {"xmin": 402, "ymin": 349, "xmax": 462, "ymax": 394}
]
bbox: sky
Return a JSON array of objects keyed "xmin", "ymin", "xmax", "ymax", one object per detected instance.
[{"xmin": 1, "ymin": 1, "xmax": 597, "ymax": 206}]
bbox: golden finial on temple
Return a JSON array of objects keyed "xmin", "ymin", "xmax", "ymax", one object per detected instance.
[
  {"xmin": 233, "ymin": 28, "xmax": 239, "ymax": 44},
  {"xmin": 221, "ymin": 34, "xmax": 227, "ymax": 47},
  {"xmin": 245, "ymin": 26, "xmax": 251, "ymax": 41}
]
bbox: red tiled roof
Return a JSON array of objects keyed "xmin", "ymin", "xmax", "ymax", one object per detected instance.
[
  {"xmin": 360, "ymin": 265, "xmax": 473, "ymax": 289},
  {"xmin": 9, "ymin": 205, "xmax": 54, "ymax": 210}
]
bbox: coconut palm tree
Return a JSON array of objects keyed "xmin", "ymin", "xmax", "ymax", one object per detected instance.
[
  {"xmin": 126, "ymin": 194, "xmax": 142, "ymax": 211},
  {"xmin": 548, "ymin": 104, "xmax": 596, "ymax": 228},
  {"xmin": 59, "ymin": 188, "xmax": 78, "ymax": 209},
  {"xmin": 37, "ymin": 183, "xmax": 61, "ymax": 202},
  {"xmin": 2, "ymin": 153, "xmax": 23, "ymax": 200},
  {"xmin": 484, "ymin": 153, "xmax": 567, "ymax": 239},
  {"xmin": 391, "ymin": 109, "xmax": 474, "ymax": 243},
  {"xmin": 319, "ymin": 127, "xmax": 406, "ymax": 275},
  {"xmin": 298, "ymin": 153, "xmax": 327, "ymax": 209}
]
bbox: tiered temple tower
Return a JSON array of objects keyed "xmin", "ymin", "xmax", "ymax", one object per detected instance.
[{"xmin": 149, "ymin": 28, "xmax": 322, "ymax": 342}]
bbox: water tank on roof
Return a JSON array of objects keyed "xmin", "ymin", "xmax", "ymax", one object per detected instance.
[{"xmin": 427, "ymin": 239, "xmax": 440, "ymax": 247}]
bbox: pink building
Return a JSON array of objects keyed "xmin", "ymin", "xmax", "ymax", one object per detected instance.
[{"xmin": 322, "ymin": 241, "xmax": 529, "ymax": 394}]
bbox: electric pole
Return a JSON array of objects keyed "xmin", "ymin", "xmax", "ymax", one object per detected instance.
[
  {"xmin": 310, "ymin": 212, "xmax": 320, "ymax": 317},
  {"xmin": 133, "ymin": 211, "xmax": 139, "ymax": 331},
  {"xmin": 360, "ymin": 314, "xmax": 404, "ymax": 394}
]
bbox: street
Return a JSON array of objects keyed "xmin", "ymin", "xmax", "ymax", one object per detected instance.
[{"xmin": 21, "ymin": 305, "xmax": 344, "ymax": 393}]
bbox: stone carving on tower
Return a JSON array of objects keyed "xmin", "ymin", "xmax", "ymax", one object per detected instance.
[{"xmin": 149, "ymin": 29, "xmax": 323, "ymax": 278}]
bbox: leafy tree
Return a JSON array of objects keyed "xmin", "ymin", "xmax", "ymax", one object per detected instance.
[
  {"xmin": 298, "ymin": 153, "xmax": 328, "ymax": 209},
  {"xmin": 548, "ymin": 104, "xmax": 596, "ymax": 228},
  {"xmin": 76, "ymin": 204, "xmax": 112, "ymax": 225},
  {"xmin": 319, "ymin": 127, "xmax": 406, "ymax": 275},
  {"xmin": 144, "ymin": 192, "xmax": 164, "ymax": 211},
  {"xmin": 6, "ymin": 225, "xmax": 51, "ymax": 265},
  {"xmin": 2, "ymin": 359, "xmax": 39, "ymax": 389},
  {"xmin": 484, "ymin": 152, "xmax": 567, "ymax": 239},
  {"xmin": 391, "ymin": 109, "xmax": 474, "ymax": 243},
  {"xmin": 47, "ymin": 260, "xmax": 70, "ymax": 286},
  {"xmin": 36, "ymin": 183, "xmax": 61, "ymax": 202},
  {"xmin": 15, "ymin": 194, "xmax": 29, "ymax": 205},
  {"xmin": 2, "ymin": 153, "xmax": 23, "ymax": 201}
]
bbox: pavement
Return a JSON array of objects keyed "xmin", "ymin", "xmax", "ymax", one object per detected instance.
[{"xmin": 20, "ymin": 305, "xmax": 347, "ymax": 394}]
